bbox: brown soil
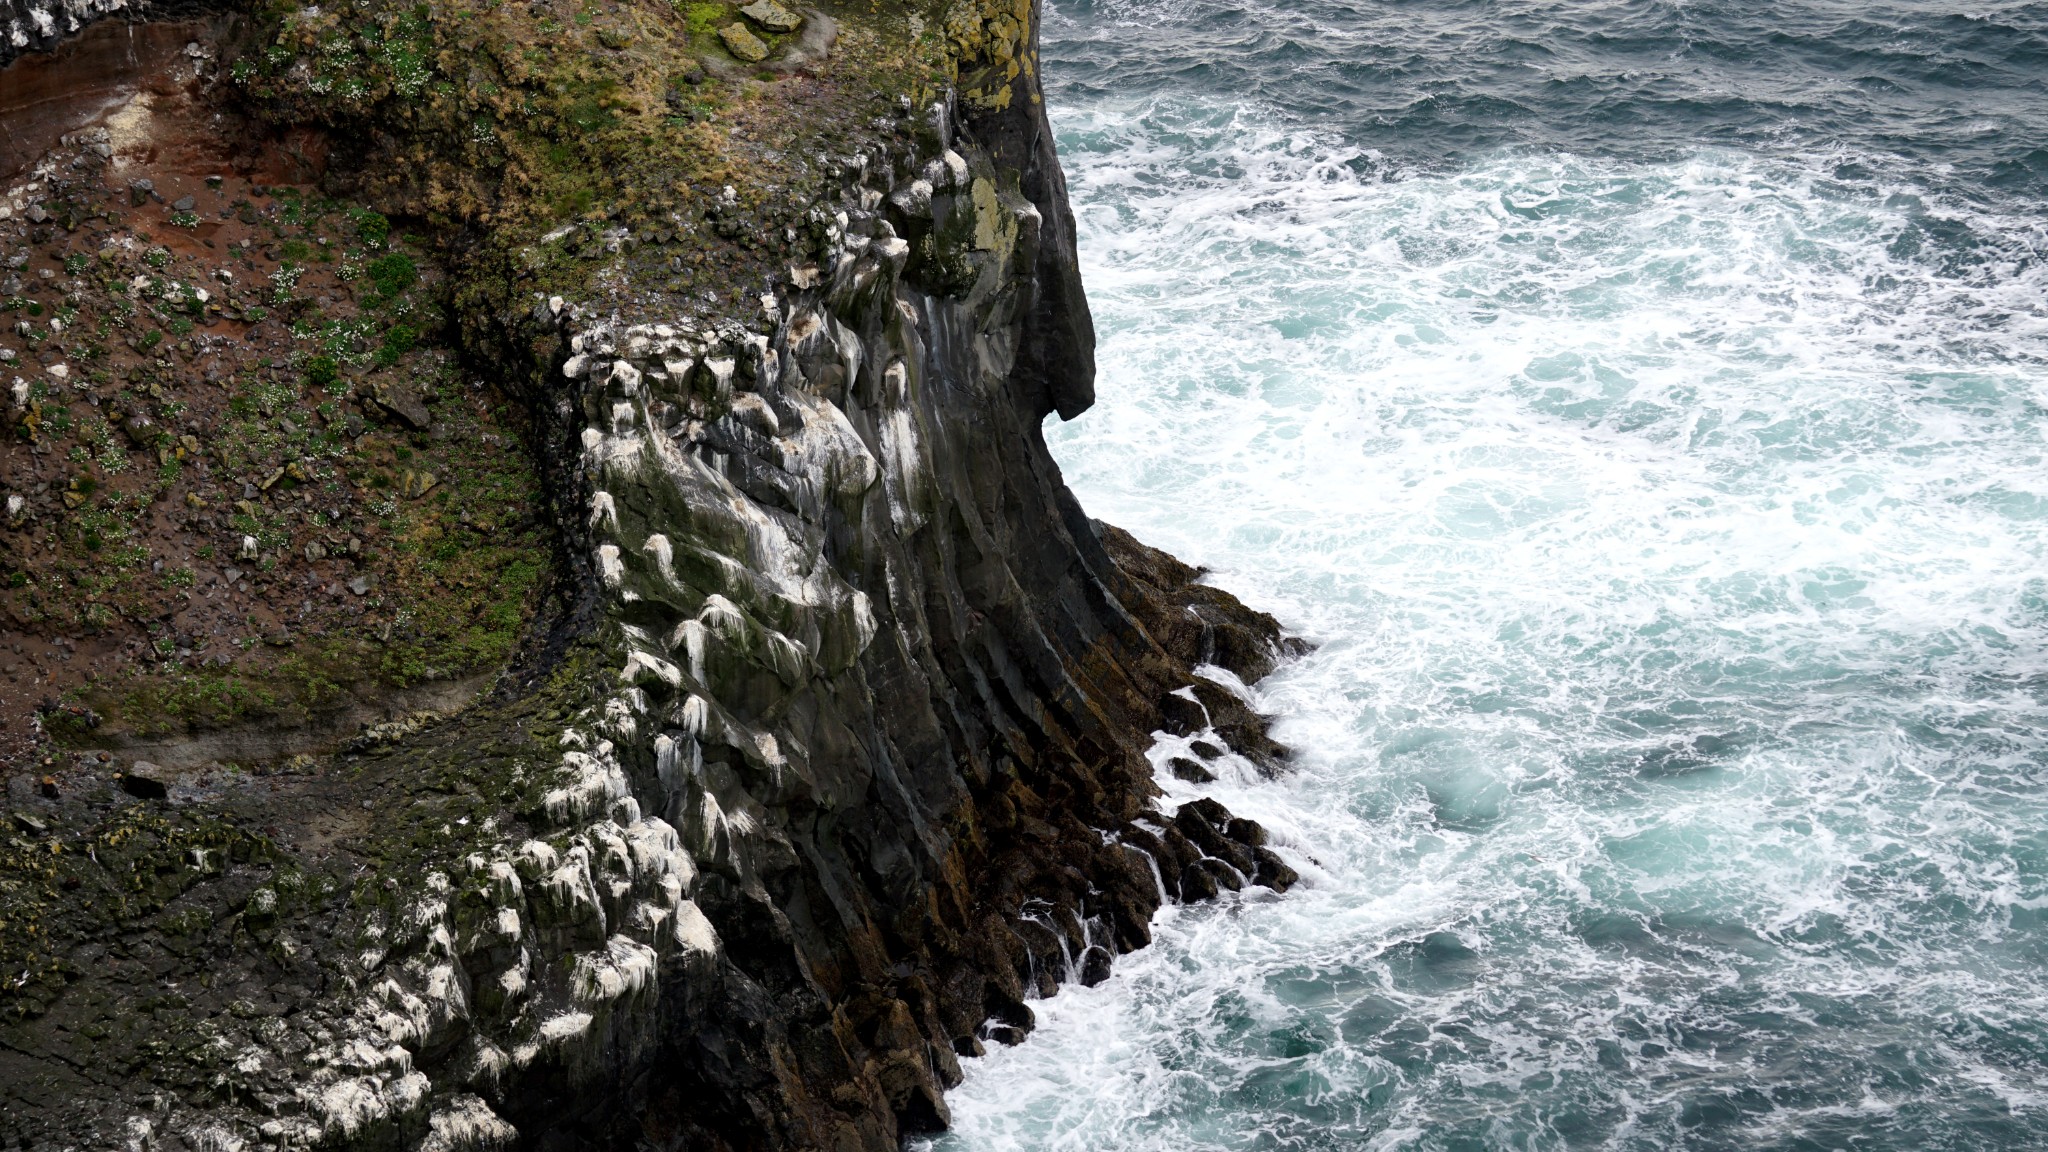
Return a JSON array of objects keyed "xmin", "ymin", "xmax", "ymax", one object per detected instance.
[{"xmin": 0, "ymin": 27, "xmax": 553, "ymax": 771}]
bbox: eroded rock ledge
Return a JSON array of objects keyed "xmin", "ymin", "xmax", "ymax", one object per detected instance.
[{"xmin": 0, "ymin": 0, "xmax": 1310, "ymax": 1149}]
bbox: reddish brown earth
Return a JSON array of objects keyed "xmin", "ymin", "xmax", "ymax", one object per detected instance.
[{"xmin": 0, "ymin": 28, "xmax": 552, "ymax": 773}]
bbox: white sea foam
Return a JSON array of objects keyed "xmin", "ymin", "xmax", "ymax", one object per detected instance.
[{"xmin": 921, "ymin": 63, "xmax": 2048, "ymax": 1152}]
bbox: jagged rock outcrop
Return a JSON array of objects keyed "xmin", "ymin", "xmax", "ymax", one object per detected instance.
[{"xmin": 0, "ymin": 0, "xmax": 1308, "ymax": 1149}]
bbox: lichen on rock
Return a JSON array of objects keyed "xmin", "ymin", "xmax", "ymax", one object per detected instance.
[
  {"xmin": 739, "ymin": 0, "xmax": 802, "ymax": 35},
  {"xmin": 718, "ymin": 22, "xmax": 769, "ymax": 63}
]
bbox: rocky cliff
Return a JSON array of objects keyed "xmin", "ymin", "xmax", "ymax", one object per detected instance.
[{"xmin": 0, "ymin": 1, "xmax": 1306, "ymax": 1149}]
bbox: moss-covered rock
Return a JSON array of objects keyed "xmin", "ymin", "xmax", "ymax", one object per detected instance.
[{"xmin": 718, "ymin": 21, "xmax": 770, "ymax": 61}]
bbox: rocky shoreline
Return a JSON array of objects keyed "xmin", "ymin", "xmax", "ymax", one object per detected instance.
[{"xmin": 0, "ymin": 0, "xmax": 1309, "ymax": 1148}]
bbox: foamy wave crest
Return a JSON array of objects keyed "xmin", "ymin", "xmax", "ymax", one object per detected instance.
[{"xmin": 921, "ymin": 80, "xmax": 2048, "ymax": 1152}]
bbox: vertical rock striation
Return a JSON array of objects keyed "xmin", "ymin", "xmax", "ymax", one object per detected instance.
[{"xmin": 418, "ymin": 64, "xmax": 1305, "ymax": 1147}]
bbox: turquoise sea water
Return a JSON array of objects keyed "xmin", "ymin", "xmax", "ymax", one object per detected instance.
[{"xmin": 923, "ymin": 1, "xmax": 2048, "ymax": 1148}]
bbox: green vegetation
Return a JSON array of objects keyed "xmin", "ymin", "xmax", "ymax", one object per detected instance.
[
  {"xmin": 682, "ymin": 1, "xmax": 733, "ymax": 41},
  {"xmin": 366, "ymin": 251, "xmax": 417, "ymax": 300},
  {"xmin": 232, "ymin": 0, "xmax": 951, "ymax": 248}
]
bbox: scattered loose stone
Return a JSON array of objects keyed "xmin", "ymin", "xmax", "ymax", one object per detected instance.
[
  {"xmin": 371, "ymin": 383, "xmax": 431, "ymax": 430},
  {"xmin": 117, "ymin": 408, "xmax": 157, "ymax": 448},
  {"xmin": 739, "ymin": 0, "xmax": 802, "ymax": 32},
  {"xmin": 720, "ymin": 21, "xmax": 769, "ymax": 61}
]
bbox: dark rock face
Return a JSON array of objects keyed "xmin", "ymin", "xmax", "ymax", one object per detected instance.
[
  {"xmin": 527, "ymin": 97, "xmax": 1304, "ymax": 1137},
  {"xmin": 440, "ymin": 37, "xmax": 1307, "ymax": 1147}
]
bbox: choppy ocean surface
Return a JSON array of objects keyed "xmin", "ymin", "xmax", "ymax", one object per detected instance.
[{"xmin": 916, "ymin": 0, "xmax": 2048, "ymax": 1149}]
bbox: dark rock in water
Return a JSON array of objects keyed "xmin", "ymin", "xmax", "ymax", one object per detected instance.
[
  {"xmin": 1176, "ymin": 798, "xmax": 1259, "ymax": 878},
  {"xmin": 1097, "ymin": 521, "xmax": 1310, "ymax": 683},
  {"xmin": 1168, "ymin": 754, "xmax": 1216, "ymax": 782},
  {"xmin": 980, "ymin": 998, "xmax": 1037, "ymax": 1049},
  {"xmin": 1179, "ymin": 860, "xmax": 1220, "ymax": 901},
  {"xmin": 1200, "ymin": 856, "xmax": 1247, "ymax": 892},
  {"xmin": 1159, "ymin": 676, "xmax": 1294, "ymax": 775},
  {"xmin": 1161, "ymin": 688, "xmax": 1210, "ymax": 733},
  {"xmin": 1226, "ymin": 814, "xmax": 1267, "ymax": 848},
  {"xmin": 1078, "ymin": 945, "xmax": 1114, "ymax": 986},
  {"xmin": 1254, "ymin": 846, "xmax": 1301, "ymax": 891}
]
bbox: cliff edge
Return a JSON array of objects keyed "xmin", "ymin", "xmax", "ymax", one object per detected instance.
[{"xmin": 0, "ymin": 1, "xmax": 1308, "ymax": 1148}]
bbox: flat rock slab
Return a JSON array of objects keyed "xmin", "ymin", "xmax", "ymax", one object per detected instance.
[
  {"xmin": 740, "ymin": 0, "xmax": 802, "ymax": 33},
  {"xmin": 720, "ymin": 22, "xmax": 769, "ymax": 61},
  {"xmin": 371, "ymin": 382, "xmax": 432, "ymax": 430},
  {"xmin": 117, "ymin": 761, "xmax": 170, "ymax": 800}
]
